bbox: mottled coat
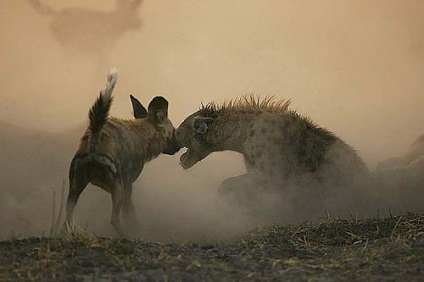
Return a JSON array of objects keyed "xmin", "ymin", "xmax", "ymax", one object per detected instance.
[
  {"xmin": 176, "ymin": 96, "xmax": 370, "ymax": 215},
  {"xmin": 66, "ymin": 71, "xmax": 179, "ymax": 235}
]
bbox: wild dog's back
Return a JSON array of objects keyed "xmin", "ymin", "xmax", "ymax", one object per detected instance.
[{"xmin": 71, "ymin": 70, "xmax": 119, "ymax": 176}]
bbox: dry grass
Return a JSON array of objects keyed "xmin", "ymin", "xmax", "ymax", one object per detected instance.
[{"xmin": 0, "ymin": 212, "xmax": 423, "ymax": 281}]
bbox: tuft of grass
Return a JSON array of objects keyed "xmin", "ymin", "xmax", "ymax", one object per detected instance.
[{"xmin": 60, "ymin": 221, "xmax": 102, "ymax": 247}]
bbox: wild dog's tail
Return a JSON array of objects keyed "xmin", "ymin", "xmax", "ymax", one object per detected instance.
[
  {"xmin": 88, "ymin": 69, "xmax": 118, "ymax": 134},
  {"xmin": 27, "ymin": 0, "xmax": 56, "ymax": 16}
]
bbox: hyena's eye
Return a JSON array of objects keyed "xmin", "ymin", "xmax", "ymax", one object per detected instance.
[{"xmin": 195, "ymin": 133, "xmax": 203, "ymax": 143}]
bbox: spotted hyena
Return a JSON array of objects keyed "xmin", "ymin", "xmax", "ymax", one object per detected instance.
[
  {"xmin": 176, "ymin": 96, "xmax": 370, "ymax": 217},
  {"xmin": 66, "ymin": 70, "xmax": 179, "ymax": 235}
]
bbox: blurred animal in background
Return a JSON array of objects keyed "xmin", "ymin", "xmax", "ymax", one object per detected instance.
[
  {"xmin": 27, "ymin": 0, "xmax": 143, "ymax": 68},
  {"xmin": 373, "ymin": 135, "xmax": 424, "ymax": 211},
  {"xmin": 65, "ymin": 70, "xmax": 180, "ymax": 236},
  {"xmin": 175, "ymin": 96, "xmax": 371, "ymax": 220}
]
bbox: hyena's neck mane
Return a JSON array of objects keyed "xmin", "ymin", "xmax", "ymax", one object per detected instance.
[
  {"xmin": 197, "ymin": 96, "xmax": 291, "ymax": 153},
  {"xmin": 200, "ymin": 95, "xmax": 325, "ymax": 134},
  {"xmin": 199, "ymin": 95, "xmax": 291, "ymax": 116},
  {"xmin": 198, "ymin": 95, "xmax": 330, "ymax": 154}
]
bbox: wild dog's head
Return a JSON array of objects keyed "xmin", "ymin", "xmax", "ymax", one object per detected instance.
[{"xmin": 130, "ymin": 95, "xmax": 180, "ymax": 155}]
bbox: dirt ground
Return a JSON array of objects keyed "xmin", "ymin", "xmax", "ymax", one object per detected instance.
[{"xmin": 0, "ymin": 212, "xmax": 423, "ymax": 281}]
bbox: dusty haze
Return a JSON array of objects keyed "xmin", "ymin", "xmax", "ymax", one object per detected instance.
[{"xmin": 0, "ymin": 0, "xmax": 423, "ymax": 241}]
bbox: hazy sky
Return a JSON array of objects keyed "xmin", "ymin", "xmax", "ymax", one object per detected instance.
[{"xmin": 1, "ymin": 0, "xmax": 423, "ymax": 167}]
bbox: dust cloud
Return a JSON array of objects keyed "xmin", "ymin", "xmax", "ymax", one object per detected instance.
[{"xmin": 0, "ymin": 0, "xmax": 423, "ymax": 241}]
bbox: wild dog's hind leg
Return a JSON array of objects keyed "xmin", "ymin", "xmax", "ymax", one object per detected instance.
[
  {"xmin": 65, "ymin": 168, "xmax": 89, "ymax": 227},
  {"xmin": 123, "ymin": 181, "xmax": 136, "ymax": 221},
  {"xmin": 122, "ymin": 181, "xmax": 140, "ymax": 232},
  {"xmin": 110, "ymin": 177, "xmax": 125, "ymax": 236}
]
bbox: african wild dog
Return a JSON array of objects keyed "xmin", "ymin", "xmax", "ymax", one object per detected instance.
[
  {"xmin": 175, "ymin": 96, "xmax": 370, "ymax": 217},
  {"xmin": 65, "ymin": 70, "xmax": 179, "ymax": 235}
]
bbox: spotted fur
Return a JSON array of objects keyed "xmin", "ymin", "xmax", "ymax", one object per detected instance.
[{"xmin": 176, "ymin": 95, "xmax": 370, "ymax": 216}]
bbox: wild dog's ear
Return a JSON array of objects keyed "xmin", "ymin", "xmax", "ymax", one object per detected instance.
[
  {"xmin": 130, "ymin": 94, "xmax": 147, "ymax": 119},
  {"xmin": 193, "ymin": 116, "xmax": 214, "ymax": 134},
  {"xmin": 148, "ymin": 96, "xmax": 169, "ymax": 124}
]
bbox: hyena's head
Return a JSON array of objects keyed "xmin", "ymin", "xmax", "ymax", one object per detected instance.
[
  {"xmin": 131, "ymin": 95, "xmax": 180, "ymax": 155},
  {"xmin": 175, "ymin": 110, "xmax": 218, "ymax": 169}
]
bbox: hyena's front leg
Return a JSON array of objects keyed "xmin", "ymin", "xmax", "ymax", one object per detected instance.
[
  {"xmin": 218, "ymin": 173, "xmax": 265, "ymax": 208},
  {"xmin": 218, "ymin": 173, "xmax": 280, "ymax": 220}
]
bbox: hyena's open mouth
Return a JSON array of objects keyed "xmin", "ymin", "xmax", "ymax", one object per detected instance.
[{"xmin": 179, "ymin": 148, "xmax": 201, "ymax": 169}]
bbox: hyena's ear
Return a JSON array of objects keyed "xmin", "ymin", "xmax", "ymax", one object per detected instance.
[
  {"xmin": 130, "ymin": 94, "xmax": 148, "ymax": 119},
  {"xmin": 148, "ymin": 96, "xmax": 169, "ymax": 125},
  {"xmin": 193, "ymin": 116, "xmax": 214, "ymax": 134}
]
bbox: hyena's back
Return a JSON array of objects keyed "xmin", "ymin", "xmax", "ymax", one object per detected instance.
[{"xmin": 243, "ymin": 111, "xmax": 369, "ymax": 187}]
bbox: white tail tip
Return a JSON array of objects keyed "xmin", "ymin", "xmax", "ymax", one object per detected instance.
[
  {"xmin": 107, "ymin": 68, "xmax": 118, "ymax": 87},
  {"xmin": 100, "ymin": 68, "xmax": 118, "ymax": 102}
]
